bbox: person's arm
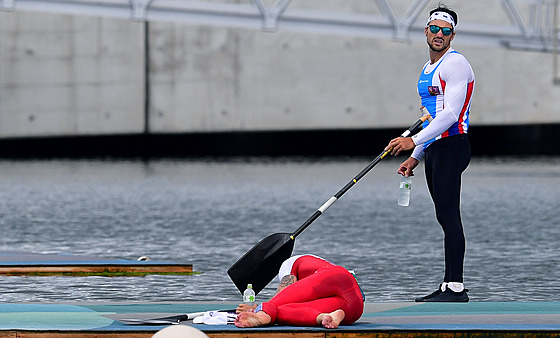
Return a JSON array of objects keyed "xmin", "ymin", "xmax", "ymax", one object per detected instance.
[
  {"xmin": 236, "ymin": 274, "xmax": 298, "ymax": 313},
  {"xmin": 236, "ymin": 303, "xmax": 257, "ymax": 313},
  {"xmin": 397, "ymin": 157, "xmax": 420, "ymax": 177},
  {"xmin": 411, "ymin": 144, "xmax": 425, "ymax": 161},
  {"xmin": 387, "ymin": 137, "xmax": 424, "ymax": 159},
  {"xmin": 275, "ymin": 274, "xmax": 297, "ymax": 295}
]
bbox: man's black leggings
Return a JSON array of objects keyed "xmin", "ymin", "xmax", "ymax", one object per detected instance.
[{"xmin": 424, "ymin": 134, "xmax": 471, "ymax": 283}]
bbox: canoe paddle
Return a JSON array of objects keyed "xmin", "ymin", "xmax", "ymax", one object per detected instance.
[
  {"xmin": 228, "ymin": 108, "xmax": 432, "ymax": 295},
  {"xmin": 105, "ymin": 309, "xmax": 237, "ymax": 325}
]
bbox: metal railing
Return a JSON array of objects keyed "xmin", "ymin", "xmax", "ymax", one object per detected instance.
[{"xmin": 1, "ymin": 0, "xmax": 559, "ymax": 52}]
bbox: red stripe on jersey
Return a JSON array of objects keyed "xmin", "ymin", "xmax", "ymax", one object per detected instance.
[
  {"xmin": 457, "ymin": 80, "xmax": 475, "ymax": 133},
  {"xmin": 440, "ymin": 76, "xmax": 450, "ymax": 138}
]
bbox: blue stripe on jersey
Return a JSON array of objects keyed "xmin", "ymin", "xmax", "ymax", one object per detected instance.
[
  {"xmin": 417, "ymin": 51, "xmax": 469, "ymax": 148},
  {"xmin": 417, "ymin": 60, "xmax": 444, "ymax": 147}
]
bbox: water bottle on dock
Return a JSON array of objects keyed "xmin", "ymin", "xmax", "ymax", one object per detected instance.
[
  {"xmin": 397, "ymin": 175, "xmax": 412, "ymax": 207},
  {"xmin": 243, "ymin": 284, "xmax": 255, "ymax": 306}
]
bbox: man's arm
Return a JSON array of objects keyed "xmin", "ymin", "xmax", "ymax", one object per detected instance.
[
  {"xmin": 275, "ymin": 274, "xmax": 297, "ymax": 295},
  {"xmin": 236, "ymin": 274, "xmax": 298, "ymax": 313}
]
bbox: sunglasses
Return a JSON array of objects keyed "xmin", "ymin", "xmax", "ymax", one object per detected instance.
[{"xmin": 429, "ymin": 25, "xmax": 453, "ymax": 36}]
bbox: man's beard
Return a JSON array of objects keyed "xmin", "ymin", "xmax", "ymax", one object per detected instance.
[{"xmin": 428, "ymin": 37, "xmax": 448, "ymax": 52}]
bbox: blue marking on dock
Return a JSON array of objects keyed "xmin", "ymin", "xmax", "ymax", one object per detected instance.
[{"xmin": 1, "ymin": 302, "xmax": 560, "ymax": 334}]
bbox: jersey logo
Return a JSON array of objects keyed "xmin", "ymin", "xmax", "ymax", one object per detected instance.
[{"xmin": 428, "ymin": 86, "xmax": 441, "ymax": 95}]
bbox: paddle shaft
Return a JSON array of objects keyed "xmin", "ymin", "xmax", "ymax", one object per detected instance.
[{"xmin": 290, "ymin": 112, "xmax": 431, "ymax": 239}]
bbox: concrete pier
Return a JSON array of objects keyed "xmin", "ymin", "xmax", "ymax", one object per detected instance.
[{"xmin": 1, "ymin": 1, "xmax": 560, "ymax": 144}]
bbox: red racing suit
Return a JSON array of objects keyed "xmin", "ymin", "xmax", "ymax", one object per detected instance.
[{"xmin": 259, "ymin": 255, "xmax": 364, "ymax": 326}]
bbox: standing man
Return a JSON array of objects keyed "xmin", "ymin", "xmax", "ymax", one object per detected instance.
[{"xmin": 386, "ymin": 3, "xmax": 474, "ymax": 302}]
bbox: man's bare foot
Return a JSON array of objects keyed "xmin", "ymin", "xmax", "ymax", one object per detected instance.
[
  {"xmin": 234, "ymin": 311, "xmax": 272, "ymax": 328},
  {"xmin": 317, "ymin": 309, "xmax": 345, "ymax": 329}
]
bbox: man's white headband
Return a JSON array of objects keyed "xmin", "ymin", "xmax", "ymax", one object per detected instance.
[{"xmin": 426, "ymin": 11, "xmax": 456, "ymax": 29}]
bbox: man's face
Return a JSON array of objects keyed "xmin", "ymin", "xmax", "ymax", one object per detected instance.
[{"xmin": 425, "ymin": 19, "xmax": 455, "ymax": 52}]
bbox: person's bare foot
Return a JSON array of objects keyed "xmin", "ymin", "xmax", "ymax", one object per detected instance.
[
  {"xmin": 234, "ymin": 311, "xmax": 272, "ymax": 328},
  {"xmin": 317, "ymin": 309, "xmax": 345, "ymax": 329}
]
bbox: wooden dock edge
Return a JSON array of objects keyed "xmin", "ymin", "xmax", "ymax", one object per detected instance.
[
  {"xmin": 2, "ymin": 331, "xmax": 560, "ymax": 338},
  {"xmin": 0, "ymin": 264, "xmax": 193, "ymax": 276}
]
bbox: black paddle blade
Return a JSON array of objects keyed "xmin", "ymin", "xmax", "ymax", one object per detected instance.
[{"xmin": 227, "ymin": 232, "xmax": 294, "ymax": 295}]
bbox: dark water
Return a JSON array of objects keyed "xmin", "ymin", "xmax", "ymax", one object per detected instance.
[{"xmin": 0, "ymin": 157, "xmax": 559, "ymax": 303}]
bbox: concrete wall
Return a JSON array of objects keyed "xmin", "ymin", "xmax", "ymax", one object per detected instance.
[
  {"xmin": 1, "ymin": 3, "xmax": 560, "ymax": 139},
  {"xmin": 0, "ymin": 11, "xmax": 145, "ymax": 137}
]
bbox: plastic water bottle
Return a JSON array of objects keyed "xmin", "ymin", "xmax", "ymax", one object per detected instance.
[
  {"xmin": 397, "ymin": 175, "xmax": 412, "ymax": 207},
  {"xmin": 243, "ymin": 284, "xmax": 255, "ymax": 305}
]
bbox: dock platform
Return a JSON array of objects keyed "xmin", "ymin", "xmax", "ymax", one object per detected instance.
[
  {"xmin": 0, "ymin": 251, "xmax": 193, "ymax": 276},
  {"xmin": 1, "ymin": 301, "xmax": 560, "ymax": 337}
]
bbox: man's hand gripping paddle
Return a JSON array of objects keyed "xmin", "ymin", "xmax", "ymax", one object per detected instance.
[{"xmin": 227, "ymin": 107, "xmax": 433, "ymax": 295}]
